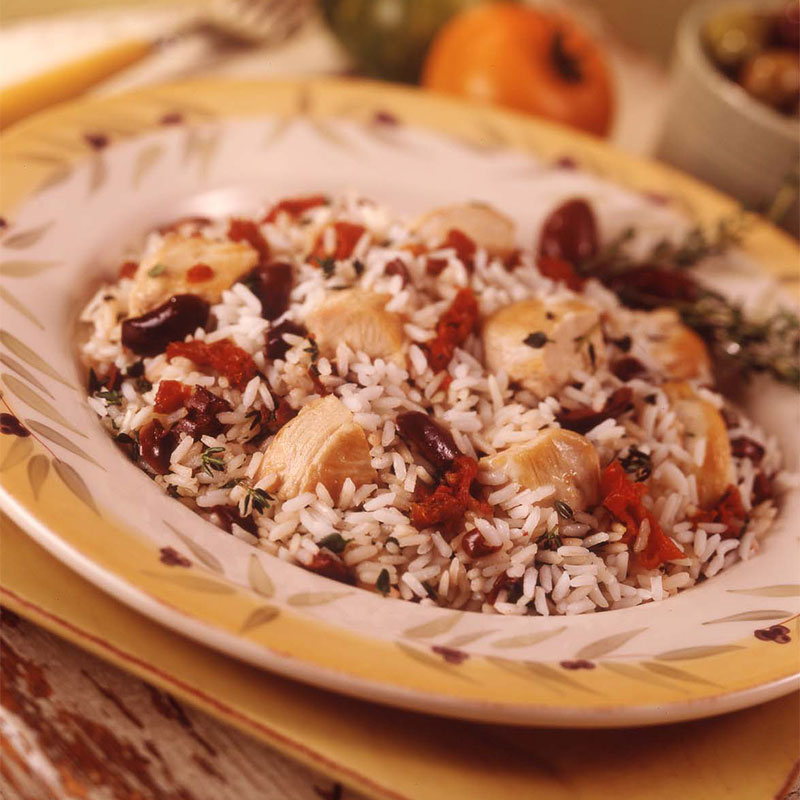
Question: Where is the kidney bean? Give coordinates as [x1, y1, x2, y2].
[538, 198, 599, 265]
[139, 420, 177, 474]
[396, 411, 461, 471]
[611, 356, 646, 381]
[557, 387, 634, 434]
[265, 319, 307, 361]
[208, 505, 258, 536]
[238, 262, 293, 320]
[731, 436, 765, 464]
[121, 294, 210, 356]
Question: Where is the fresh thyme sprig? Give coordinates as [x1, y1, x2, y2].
[243, 486, 273, 515]
[200, 446, 225, 477]
[578, 213, 799, 387]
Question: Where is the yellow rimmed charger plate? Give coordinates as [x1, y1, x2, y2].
[0, 78, 799, 727]
[3, 514, 798, 800]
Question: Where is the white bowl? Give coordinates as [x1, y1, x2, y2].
[657, 0, 799, 235]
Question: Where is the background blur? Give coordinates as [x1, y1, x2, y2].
[1, 0, 798, 230]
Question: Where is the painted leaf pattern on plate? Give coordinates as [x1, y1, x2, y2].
[2, 222, 52, 249]
[25, 420, 102, 467]
[655, 645, 744, 662]
[26, 454, 49, 500]
[166, 524, 224, 574]
[240, 605, 280, 633]
[728, 585, 800, 598]
[247, 554, 274, 598]
[402, 612, 463, 640]
[575, 627, 648, 660]
[287, 591, 351, 607]
[491, 627, 566, 650]
[53, 458, 98, 515]
[0, 436, 33, 471]
[0, 331, 73, 387]
[703, 609, 792, 625]
[642, 661, 720, 688]
[2, 373, 85, 436]
[0, 260, 58, 278]
[0, 291, 44, 330]
[141, 570, 236, 594]
[602, 662, 684, 693]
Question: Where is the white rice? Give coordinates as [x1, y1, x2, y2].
[78, 192, 786, 616]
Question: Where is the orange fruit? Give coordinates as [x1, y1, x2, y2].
[422, 2, 615, 136]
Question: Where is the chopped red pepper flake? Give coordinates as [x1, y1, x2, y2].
[263, 194, 327, 223]
[228, 218, 270, 264]
[443, 228, 476, 266]
[691, 484, 749, 539]
[186, 263, 214, 283]
[424, 288, 479, 372]
[307, 550, 355, 585]
[119, 260, 138, 279]
[409, 454, 489, 538]
[153, 380, 192, 413]
[425, 257, 449, 276]
[310, 221, 367, 262]
[536, 255, 585, 291]
[166, 338, 257, 390]
[601, 461, 684, 569]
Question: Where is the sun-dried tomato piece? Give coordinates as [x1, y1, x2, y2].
[153, 380, 192, 414]
[425, 256, 449, 276]
[486, 573, 520, 604]
[139, 420, 177, 474]
[262, 194, 327, 223]
[442, 228, 476, 269]
[691, 484, 749, 539]
[228, 218, 270, 264]
[263, 397, 297, 435]
[166, 338, 257, 390]
[557, 387, 633, 434]
[537, 255, 585, 291]
[307, 550, 355, 585]
[119, 260, 138, 279]
[88, 364, 123, 394]
[424, 287, 479, 372]
[171, 386, 231, 440]
[601, 461, 684, 569]
[310, 221, 366, 262]
[186, 263, 214, 283]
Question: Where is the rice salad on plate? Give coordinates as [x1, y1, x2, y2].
[79, 190, 787, 616]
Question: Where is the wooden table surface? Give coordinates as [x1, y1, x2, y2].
[0, 606, 362, 800]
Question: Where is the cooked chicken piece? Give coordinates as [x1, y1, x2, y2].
[413, 202, 516, 257]
[643, 309, 711, 381]
[481, 298, 605, 398]
[482, 428, 601, 511]
[255, 395, 376, 501]
[663, 382, 732, 508]
[128, 233, 258, 317]
[306, 288, 406, 364]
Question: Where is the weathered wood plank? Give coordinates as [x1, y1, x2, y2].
[0, 609, 357, 800]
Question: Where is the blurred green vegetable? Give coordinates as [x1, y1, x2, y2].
[320, 0, 482, 83]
